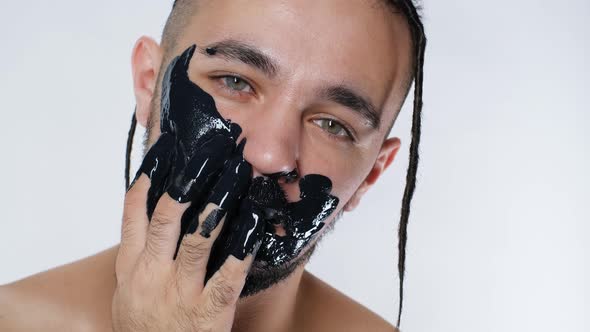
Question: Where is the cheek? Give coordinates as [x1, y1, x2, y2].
[298, 133, 373, 209]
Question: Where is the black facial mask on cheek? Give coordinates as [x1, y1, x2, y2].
[134, 44, 339, 281]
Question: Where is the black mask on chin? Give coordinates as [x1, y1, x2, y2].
[132, 44, 339, 296]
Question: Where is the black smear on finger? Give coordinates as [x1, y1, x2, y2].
[166, 134, 234, 203]
[199, 141, 253, 238]
[204, 140, 251, 210]
[129, 132, 175, 218]
[229, 199, 265, 260]
[206, 198, 265, 282]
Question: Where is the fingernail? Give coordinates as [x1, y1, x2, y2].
[167, 134, 234, 203]
[236, 138, 246, 154]
[198, 207, 225, 238]
[229, 122, 242, 141]
[185, 209, 215, 237]
[245, 240, 263, 275]
[251, 238, 262, 258]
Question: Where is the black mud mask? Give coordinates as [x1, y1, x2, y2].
[132, 45, 340, 287]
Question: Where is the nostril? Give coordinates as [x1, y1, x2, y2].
[251, 168, 266, 178]
[265, 169, 299, 184]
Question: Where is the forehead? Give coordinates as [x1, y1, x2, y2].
[175, 0, 412, 124]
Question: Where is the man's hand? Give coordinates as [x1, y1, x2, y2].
[112, 134, 258, 332]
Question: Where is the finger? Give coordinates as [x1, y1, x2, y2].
[129, 132, 176, 219]
[119, 133, 175, 270]
[176, 145, 252, 289]
[118, 173, 150, 280]
[166, 134, 234, 203]
[175, 203, 228, 292]
[224, 198, 266, 261]
[145, 134, 234, 262]
[202, 254, 257, 315]
[202, 198, 265, 308]
[196, 139, 250, 239]
[143, 193, 191, 263]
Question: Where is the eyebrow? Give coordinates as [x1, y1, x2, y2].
[201, 39, 381, 130]
[201, 39, 279, 79]
[319, 85, 381, 130]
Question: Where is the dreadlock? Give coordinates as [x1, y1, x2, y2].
[124, 0, 426, 328]
[388, 0, 426, 327]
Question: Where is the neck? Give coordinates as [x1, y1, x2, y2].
[232, 265, 306, 332]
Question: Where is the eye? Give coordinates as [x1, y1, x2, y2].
[312, 118, 355, 141]
[220, 75, 253, 93]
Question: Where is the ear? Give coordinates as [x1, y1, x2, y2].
[343, 137, 401, 212]
[131, 36, 163, 128]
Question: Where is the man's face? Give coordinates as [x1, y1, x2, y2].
[142, 0, 412, 294]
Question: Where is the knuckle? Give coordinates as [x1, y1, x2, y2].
[177, 305, 213, 332]
[121, 216, 141, 241]
[114, 282, 147, 314]
[151, 208, 177, 228]
[133, 254, 163, 290]
[144, 233, 166, 258]
[181, 235, 211, 260]
[114, 254, 131, 285]
[219, 259, 247, 280]
[173, 292, 215, 331]
[209, 276, 239, 309]
[164, 276, 182, 306]
[129, 273, 152, 297]
[136, 250, 153, 273]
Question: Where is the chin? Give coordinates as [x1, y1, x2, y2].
[239, 241, 318, 298]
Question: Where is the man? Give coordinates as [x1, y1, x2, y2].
[0, 0, 425, 331]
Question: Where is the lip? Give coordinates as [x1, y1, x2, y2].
[261, 206, 287, 224]
[247, 177, 288, 207]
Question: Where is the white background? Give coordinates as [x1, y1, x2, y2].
[0, 1, 588, 331]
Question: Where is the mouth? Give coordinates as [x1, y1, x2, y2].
[247, 176, 291, 237]
[247, 176, 288, 206]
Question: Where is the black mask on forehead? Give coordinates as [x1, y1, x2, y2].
[136, 44, 339, 296]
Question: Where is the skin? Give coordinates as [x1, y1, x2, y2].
[0, 0, 412, 331]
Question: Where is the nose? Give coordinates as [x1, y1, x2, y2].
[238, 100, 300, 179]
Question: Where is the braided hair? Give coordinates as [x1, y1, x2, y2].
[124, 0, 426, 328]
[388, 1, 426, 327]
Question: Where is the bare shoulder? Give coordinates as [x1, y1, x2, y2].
[296, 271, 398, 332]
[0, 246, 119, 332]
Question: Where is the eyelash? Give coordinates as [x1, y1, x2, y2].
[211, 74, 256, 98]
[312, 118, 357, 143]
[210, 74, 356, 143]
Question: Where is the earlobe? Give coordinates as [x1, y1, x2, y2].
[131, 36, 163, 128]
[344, 137, 401, 212]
